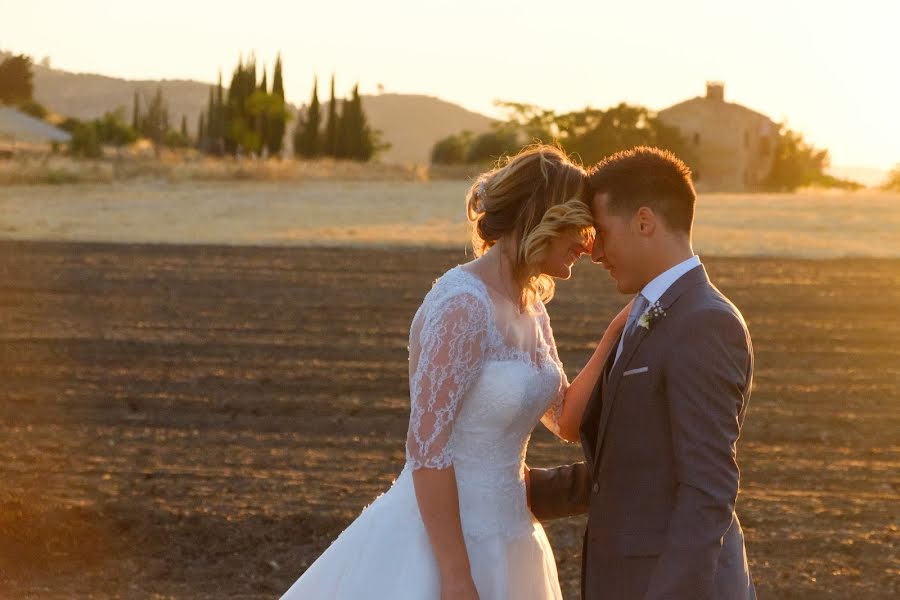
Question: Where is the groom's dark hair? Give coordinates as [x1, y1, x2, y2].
[585, 146, 696, 233]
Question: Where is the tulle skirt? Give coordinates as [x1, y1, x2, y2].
[280, 469, 562, 599]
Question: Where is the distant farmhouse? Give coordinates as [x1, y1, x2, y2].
[659, 83, 776, 191]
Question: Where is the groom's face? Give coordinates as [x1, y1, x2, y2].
[590, 192, 645, 294]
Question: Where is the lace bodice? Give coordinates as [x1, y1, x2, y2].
[403, 265, 569, 538]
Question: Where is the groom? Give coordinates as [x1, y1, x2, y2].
[528, 147, 756, 599]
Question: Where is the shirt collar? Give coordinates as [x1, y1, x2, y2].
[639, 255, 702, 304]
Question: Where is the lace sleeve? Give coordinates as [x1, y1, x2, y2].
[405, 291, 490, 470]
[537, 302, 569, 437]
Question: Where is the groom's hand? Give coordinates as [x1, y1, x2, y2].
[527, 463, 591, 520]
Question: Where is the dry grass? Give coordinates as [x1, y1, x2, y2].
[0, 155, 449, 185]
[1, 181, 898, 258]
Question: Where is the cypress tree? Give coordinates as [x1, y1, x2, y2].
[246, 55, 259, 154]
[132, 91, 140, 131]
[227, 54, 261, 155]
[205, 87, 215, 153]
[335, 96, 350, 159]
[271, 55, 284, 99]
[334, 84, 368, 160]
[258, 67, 269, 157]
[349, 83, 375, 160]
[197, 113, 205, 150]
[324, 74, 338, 156]
[268, 53, 287, 157]
[296, 76, 321, 158]
[142, 86, 169, 157]
[292, 115, 303, 157]
[349, 84, 363, 159]
[225, 58, 243, 155]
[214, 71, 224, 155]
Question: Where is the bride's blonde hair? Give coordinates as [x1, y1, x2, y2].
[466, 144, 594, 308]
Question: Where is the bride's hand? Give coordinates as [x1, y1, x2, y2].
[441, 577, 480, 600]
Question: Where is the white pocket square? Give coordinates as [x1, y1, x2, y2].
[623, 366, 649, 376]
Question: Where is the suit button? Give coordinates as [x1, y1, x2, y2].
[592, 483, 599, 494]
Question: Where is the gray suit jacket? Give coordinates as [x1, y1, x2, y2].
[530, 264, 755, 600]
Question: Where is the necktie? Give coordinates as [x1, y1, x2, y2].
[614, 293, 649, 365]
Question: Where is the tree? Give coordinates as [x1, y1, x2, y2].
[63, 110, 136, 157]
[17, 99, 47, 119]
[225, 54, 264, 156]
[331, 83, 381, 161]
[349, 83, 381, 160]
[197, 113, 205, 150]
[267, 54, 287, 157]
[96, 109, 137, 147]
[466, 130, 520, 164]
[882, 164, 900, 191]
[69, 123, 102, 158]
[431, 101, 692, 167]
[493, 100, 558, 141]
[196, 57, 289, 158]
[58, 117, 84, 134]
[0, 54, 34, 104]
[259, 70, 268, 94]
[257, 68, 269, 155]
[246, 86, 290, 156]
[180, 115, 189, 142]
[202, 81, 226, 155]
[132, 91, 140, 131]
[140, 86, 170, 156]
[336, 84, 361, 159]
[557, 103, 693, 166]
[294, 76, 322, 158]
[324, 74, 338, 156]
[335, 97, 350, 158]
[164, 128, 190, 148]
[431, 131, 474, 165]
[762, 124, 858, 191]
[212, 71, 225, 155]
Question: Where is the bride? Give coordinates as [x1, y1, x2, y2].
[281, 145, 629, 599]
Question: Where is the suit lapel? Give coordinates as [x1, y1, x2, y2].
[592, 324, 652, 467]
[591, 264, 710, 473]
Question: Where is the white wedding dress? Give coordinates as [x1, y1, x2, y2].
[281, 265, 569, 599]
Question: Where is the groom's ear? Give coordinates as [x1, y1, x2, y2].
[635, 206, 657, 236]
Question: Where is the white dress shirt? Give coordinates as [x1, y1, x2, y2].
[640, 254, 702, 305]
[613, 255, 702, 365]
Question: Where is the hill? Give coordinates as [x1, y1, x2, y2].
[27, 60, 494, 164]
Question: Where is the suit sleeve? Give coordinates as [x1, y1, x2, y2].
[644, 309, 752, 599]
[528, 462, 591, 521]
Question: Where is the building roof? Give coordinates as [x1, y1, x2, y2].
[0, 106, 72, 144]
[659, 95, 774, 124]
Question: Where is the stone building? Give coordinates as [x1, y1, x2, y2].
[658, 82, 776, 191]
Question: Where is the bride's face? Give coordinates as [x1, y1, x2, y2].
[539, 228, 591, 279]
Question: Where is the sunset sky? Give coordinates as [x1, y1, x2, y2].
[3, 0, 898, 170]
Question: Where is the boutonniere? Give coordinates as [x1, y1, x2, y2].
[637, 301, 666, 330]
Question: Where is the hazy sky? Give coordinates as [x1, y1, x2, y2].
[3, 0, 898, 169]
